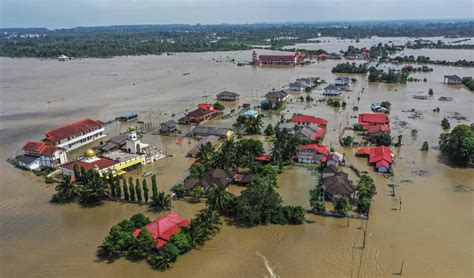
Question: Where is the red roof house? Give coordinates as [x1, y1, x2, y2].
[356, 146, 393, 173]
[255, 154, 272, 163]
[22, 141, 62, 156]
[60, 158, 117, 173]
[292, 114, 328, 126]
[44, 118, 104, 144]
[366, 124, 391, 135]
[358, 113, 389, 127]
[179, 104, 221, 124]
[133, 212, 190, 249]
[300, 144, 330, 155]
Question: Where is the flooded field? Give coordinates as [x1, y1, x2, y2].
[0, 49, 473, 277]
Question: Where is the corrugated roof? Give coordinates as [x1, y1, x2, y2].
[44, 118, 104, 142]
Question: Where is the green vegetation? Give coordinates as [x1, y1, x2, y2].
[233, 115, 264, 135]
[441, 118, 451, 130]
[171, 183, 186, 199]
[342, 136, 354, 147]
[368, 66, 409, 83]
[99, 209, 221, 271]
[333, 196, 351, 216]
[461, 77, 474, 91]
[332, 62, 368, 74]
[380, 101, 391, 110]
[355, 175, 377, 214]
[371, 133, 392, 146]
[439, 124, 474, 167]
[213, 102, 225, 111]
[421, 141, 429, 151]
[271, 128, 301, 169]
[389, 55, 474, 68]
[264, 124, 275, 136]
[3, 22, 472, 58]
[149, 192, 172, 212]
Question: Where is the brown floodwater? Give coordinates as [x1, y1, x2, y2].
[0, 47, 473, 277]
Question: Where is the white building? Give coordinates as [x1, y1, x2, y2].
[58, 55, 70, 61]
[323, 84, 343, 96]
[16, 141, 68, 170]
[43, 118, 106, 152]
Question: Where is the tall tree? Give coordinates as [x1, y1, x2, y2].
[206, 185, 236, 215]
[143, 179, 149, 203]
[135, 178, 142, 203]
[123, 179, 129, 201]
[109, 172, 116, 199]
[129, 177, 136, 202]
[151, 175, 158, 199]
[115, 177, 122, 199]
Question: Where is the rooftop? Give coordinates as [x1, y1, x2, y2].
[44, 118, 104, 143]
[292, 114, 328, 126]
[22, 141, 60, 156]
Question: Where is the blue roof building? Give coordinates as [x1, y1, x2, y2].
[243, 109, 259, 117]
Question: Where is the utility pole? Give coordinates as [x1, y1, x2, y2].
[399, 260, 404, 275]
[362, 231, 366, 249]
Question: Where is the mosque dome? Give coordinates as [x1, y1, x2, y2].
[84, 149, 96, 158]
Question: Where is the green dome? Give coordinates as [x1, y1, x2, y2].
[128, 126, 136, 132]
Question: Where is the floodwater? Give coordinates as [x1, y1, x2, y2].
[1, 47, 473, 277]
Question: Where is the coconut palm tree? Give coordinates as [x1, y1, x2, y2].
[206, 185, 235, 215]
[149, 192, 172, 212]
[78, 173, 110, 204]
[53, 175, 79, 202]
[197, 142, 215, 169]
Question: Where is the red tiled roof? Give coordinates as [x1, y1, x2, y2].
[375, 160, 390, 169]
[369, 146, 393, 164]
[233, 173, 244, 181]
[366, 124, 390, 134]
[44, 118, 104, 142]
[185, 108, 215, 119]
[259, 55, 296, 62]
[357, 146, 393, 166]
[292, 114, 328, 126]
[358, 114, 389, 126]
[198, 103, 214, 111]
[22, 141, 60, 156]
[60, 158, 116, 172]
[255, 154, 272, 162]
[300, 144, 329, 155]
[310, 128, 326, 140]
[133, 212, 190, 249]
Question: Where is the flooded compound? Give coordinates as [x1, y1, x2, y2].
[0, 44, 473, 277]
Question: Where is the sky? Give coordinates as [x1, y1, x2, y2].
[1, 0, 473, 28]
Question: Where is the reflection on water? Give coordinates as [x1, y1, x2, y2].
[0, 50, 473, 277]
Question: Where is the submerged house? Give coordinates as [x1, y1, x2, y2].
[133, 212, 190, 249]
[326, 152, 344, 168]
[292, 114, 328, 127]
[242, 109, 259, 118]
[160, 120, 178, 134]
[278, 122, 296, 135]
[335, 77, 350, 86]
[443, 75, 462, 85]
[97, 133, 130, 153]
[16, 141, 68, 170]
[42, 118, 106, 152]
[216, 91, 240, 101]
[59, 149, 118, 177]
[187, 126, 234, 139]
[356, 146, 394, 173]
[323, 84, 343, 96]
[289, 81, 307, 92]
[179, 104, 222, 125]
[254, 52, 306, 66]
[265, 89, 290, 102]
[321, 171, 355, 200]
[296, 124, 326, 142]
[187, 135, 219, 157]
[296, 144, 329, 164]
[357, 113, 390, 130]
[184, 168, 235, 192]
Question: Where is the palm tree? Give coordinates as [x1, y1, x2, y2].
[213, 139, 235, 170]
[197, 142, 215, 168]
[148, 252, 172, 271]
[53, 175, 79, 202]
[149, 192, 172, 212]
[78, 173, 110, 204]
[206, 185, 235, 215]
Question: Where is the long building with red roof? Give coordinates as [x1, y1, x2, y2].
[133, 212, 190, 249]
[178, 103, 222, 124]
[43, 118, 105, 151]
[292, 114, 328, 127]
[296, 144, 329, 164]
[356, 146, 393, 173]
[358, 113, 390, 128]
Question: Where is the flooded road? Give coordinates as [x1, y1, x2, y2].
[0, 47, 473, 277]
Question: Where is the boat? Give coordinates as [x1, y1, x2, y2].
[143, 172, 152, 177]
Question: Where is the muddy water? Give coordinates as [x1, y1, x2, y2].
[0, 49, 473, 277]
